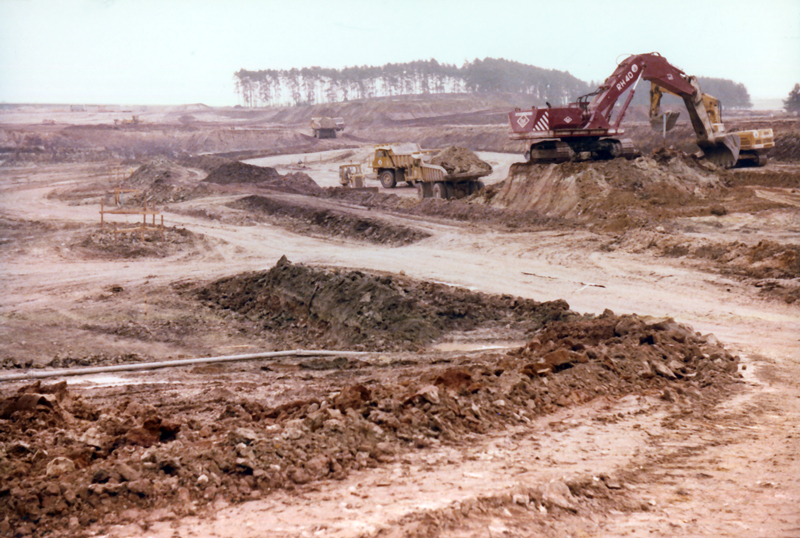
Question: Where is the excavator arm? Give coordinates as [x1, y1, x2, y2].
[583, 53, 739, 167]
[647, 76, 741, 167]
[650, 84, 724, 135]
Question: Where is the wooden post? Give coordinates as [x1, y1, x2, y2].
[100, 200, 104, 228]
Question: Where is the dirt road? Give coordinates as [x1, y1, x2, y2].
[1, 155, 799, 537]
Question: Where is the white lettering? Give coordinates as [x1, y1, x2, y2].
[615, 70, 636, 92]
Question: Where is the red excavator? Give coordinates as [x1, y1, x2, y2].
[508, 52, 771, 168]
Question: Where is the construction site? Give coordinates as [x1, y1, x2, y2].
[1, 62, 800, 537]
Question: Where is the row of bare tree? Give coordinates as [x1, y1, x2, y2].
[233, 58, 591, 107]
[233, 58, 753, 109]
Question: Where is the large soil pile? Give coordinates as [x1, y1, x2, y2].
[73, 226, 205, 260]
[481, 151, 726, 229]
[429, 146, 492, 178]
[121, 157, 211, 205]
[202, 161, 281, 185]
[0, 307, 743, 536]
[194, 256, 571, 351]
[203, 162, 323, 195]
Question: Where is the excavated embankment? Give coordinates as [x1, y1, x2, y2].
[0, 259, 744, 537]
[193, 256, 570, 351]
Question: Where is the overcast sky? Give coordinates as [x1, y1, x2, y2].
[1, 0, 798, 106]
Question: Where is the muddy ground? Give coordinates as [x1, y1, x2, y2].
[1, 97, 799, 537]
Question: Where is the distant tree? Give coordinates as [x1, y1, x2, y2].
[696, 77, 752, 108]
[233, 58, 590, 107]
[784, 84, 800, 113]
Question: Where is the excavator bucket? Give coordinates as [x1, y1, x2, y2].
[649, 111, 680, 132]
[699, 133, 741, 169]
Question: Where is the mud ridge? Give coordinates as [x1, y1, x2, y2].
[229, 195, 431, 247]
[194, 256, 570, 351]
[73, 226, 206, 259]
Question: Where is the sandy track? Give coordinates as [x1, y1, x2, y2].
[1, 160, 799, 537]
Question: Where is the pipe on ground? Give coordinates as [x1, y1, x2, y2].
[0, 350, 369, 383]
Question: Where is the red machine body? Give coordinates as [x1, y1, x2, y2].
[510, 53, 695, 140]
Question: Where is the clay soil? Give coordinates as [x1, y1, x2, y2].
[1, 97, 799, 538]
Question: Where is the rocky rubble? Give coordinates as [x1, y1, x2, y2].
[0, 305, 743, 537]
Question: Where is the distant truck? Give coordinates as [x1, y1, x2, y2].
[113, 115, 140, 127]
[310, 117, 344, 139]
[370, 143, 489, 200]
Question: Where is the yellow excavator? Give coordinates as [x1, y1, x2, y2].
[650, 83, 773, 166]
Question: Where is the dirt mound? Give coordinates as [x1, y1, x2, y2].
[429, 146, 492, 178]
[178, 154, 234, 173]
[728, 168, 800, 188]
[125, 157, 185, 187]
[119, 157, 209, 205]
[659, 238, 800, 304]
[203, 161, 282, 185]
[276, 172, 324, 195]
[768, 132, 800, 162]
[512, 310, 740, 388]
[204, 162, 323, 195]
[481, 151, 725, 228]
[194, 256, 571, 351]
[230, 195, 429, 246]
[73, 226, 207, 259]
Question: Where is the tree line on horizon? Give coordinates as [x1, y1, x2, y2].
[233, 58, 752, 109]
[233, 58, 590, 107]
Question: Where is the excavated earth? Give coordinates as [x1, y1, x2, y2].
[193, 257, 570, 351]
[0, 301, 743, 536]
[1, 99, 799, 538]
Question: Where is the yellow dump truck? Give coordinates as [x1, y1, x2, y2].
[371, 143, 488, 199]
[310, 117, 344, 139]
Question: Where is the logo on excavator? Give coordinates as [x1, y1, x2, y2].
[617, 65, 638, 91]
[516, 112, 531, 128]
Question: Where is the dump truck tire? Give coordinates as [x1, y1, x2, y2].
[469, 180, 485, 194]
[379, 170, 396, 189]
[432, 182, 447, 199]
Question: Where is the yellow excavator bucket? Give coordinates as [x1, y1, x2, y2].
[650, 110, 680, 132]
